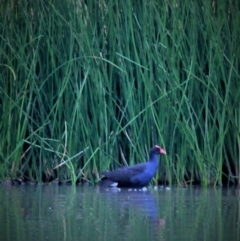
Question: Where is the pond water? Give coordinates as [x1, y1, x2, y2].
[0, 184, 239, 241]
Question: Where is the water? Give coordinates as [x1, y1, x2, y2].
[0, 184, 239, 241]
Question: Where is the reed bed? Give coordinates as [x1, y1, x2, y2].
[0, 0, 239, 186]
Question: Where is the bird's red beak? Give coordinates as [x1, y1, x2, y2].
[155, 145, 167, 155]
[160, 148, 166, 155]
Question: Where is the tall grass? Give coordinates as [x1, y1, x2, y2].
[0, 0, 239, 186]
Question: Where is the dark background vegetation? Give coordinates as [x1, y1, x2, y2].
[0, 0, 239, 186]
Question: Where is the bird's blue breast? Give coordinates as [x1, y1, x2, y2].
[130, 160, 159, 187]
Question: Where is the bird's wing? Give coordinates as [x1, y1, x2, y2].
[101, 163, 147, 183]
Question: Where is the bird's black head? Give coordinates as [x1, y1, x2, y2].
[150, 145, 167, 156]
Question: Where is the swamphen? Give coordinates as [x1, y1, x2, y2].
[100, 145, 166, 188]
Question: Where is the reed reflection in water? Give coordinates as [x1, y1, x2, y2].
[0, 185, 239, 241]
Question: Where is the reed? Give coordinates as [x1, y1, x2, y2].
[0, 0, 239, 186]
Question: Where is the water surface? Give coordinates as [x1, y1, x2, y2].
[0, 185, 239, 241]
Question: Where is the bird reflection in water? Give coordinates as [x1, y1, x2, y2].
[97, 187, 166, 238]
